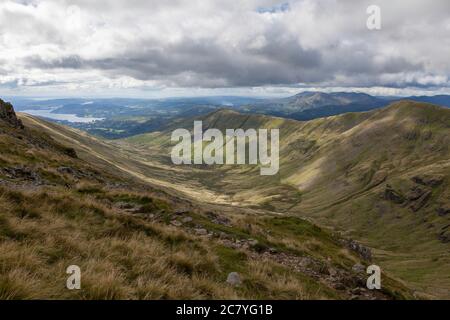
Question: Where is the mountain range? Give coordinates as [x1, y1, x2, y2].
[10, 92, 450, 139]
[1, 96, 449, 299]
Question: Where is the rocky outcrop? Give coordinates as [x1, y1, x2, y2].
[0, 99, 24, 129]
[341, 239, 372, 261]
[437, 204, 450, 217]
[384, 184, 404, 204]
[412, 175, 444, 187]
[2, 166, 43, 184]
[438, 225, 450, 243]
[409, 190, 432, 212]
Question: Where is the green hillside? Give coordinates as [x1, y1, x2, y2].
[13, 100, 449, 298]
[0, 100, 413, 299]
[119, 101, 450, 298]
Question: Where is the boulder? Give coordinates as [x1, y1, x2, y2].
[226, 272, 242, 286]
[181, 216, 193, 223]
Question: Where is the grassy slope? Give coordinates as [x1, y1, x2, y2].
[0, 112, 412, 299]
[113, 101, 450, 298]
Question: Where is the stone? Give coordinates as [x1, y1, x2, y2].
[194, 228, 208, 236]
[170, 220, 182, 227]
[342, 239, 372, 261]
[63, 147, 78, 158]
[328, 268, 338, 277]
[181, 216, 193, 223]
[226, 272, 242, 287]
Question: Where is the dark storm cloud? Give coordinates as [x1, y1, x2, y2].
[25, 55, 83, 69]
[24, 34, 325, 87]
[1, 0, 449, 93]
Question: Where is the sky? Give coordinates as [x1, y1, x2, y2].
[0, 0, 449, 98]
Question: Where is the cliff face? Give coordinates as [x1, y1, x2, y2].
[0, 98, 24, 129]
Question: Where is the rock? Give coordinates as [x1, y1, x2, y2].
[438, 230, 450, 243]
[412, 175, 444, 187]
[218, 231, 230, 240]
[170, 220, 182, 227]
[438, 225, 450, 243]
[384, 184, 404, 204]
[226, 272, 242, 287]
[2, 166, 42, 184]
[206, 211, 231, 226]
[352, 264, 365, 274]
[351, 287, 365, 295]
[437, 205, 450, 216]
[410, 191, 432, 212]
[181, 216, 193, 223]
[328, 268, 338, 277]
[342, 239, 372, 261]
[57, 166, 76, 175]
[194, 228, 208, 236]
[248, 239, 258, 246]
[63, 147, 78, 158]
[0, 99, 24, 129]
[406, 186, 426, 201]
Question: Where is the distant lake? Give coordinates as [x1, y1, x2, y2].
[21, 109, 104, 123]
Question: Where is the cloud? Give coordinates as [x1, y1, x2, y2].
[0, 0, 449, 96]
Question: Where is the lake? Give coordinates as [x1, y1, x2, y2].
[21, 109, 104, 123]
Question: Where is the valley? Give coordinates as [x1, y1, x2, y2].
[1, 97, 448, 299]
[0, 98, 416, 300]
[15, 99, 450, 299]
